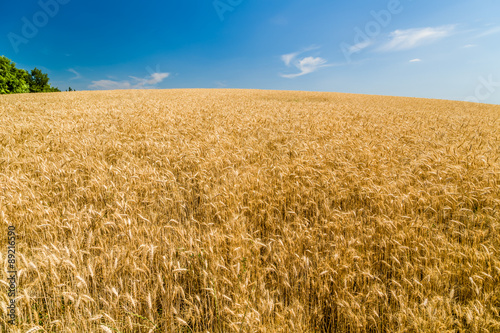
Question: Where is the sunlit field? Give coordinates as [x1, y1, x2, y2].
[1, 89, 499, 332]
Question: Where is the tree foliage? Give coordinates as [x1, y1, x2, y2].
[0, 56, 29, 94]
[0, 56, 60, 94]
[27, 67, 60, 93]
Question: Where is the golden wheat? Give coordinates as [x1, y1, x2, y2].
[0, 89, 499, 332]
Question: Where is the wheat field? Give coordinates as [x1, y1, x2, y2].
[0, 89, 499, 332]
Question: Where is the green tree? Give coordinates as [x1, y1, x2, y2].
[27, 67, 60, 93]
[0, 56, 30, 94]
[0, 56, 60, 94]
[27, 67, 49, 93]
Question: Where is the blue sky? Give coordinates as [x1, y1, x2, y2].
[1, 0, 499, 104]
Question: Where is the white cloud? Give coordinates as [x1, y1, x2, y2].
[89, 72, 170, 90]
[68, 68, 81, 80]
[129, 72, 170, 88]
[89, 80, 132, 90]
[348, 40, 373, 54]
[214, 80, 227, 88]
[409, 58, 421, 63]
[280, 46, 331, 78]
[281, 52, 299, 67]
[475, 26, 500, 38]
[281, 57, 329, 78]
[149, 72, 169, 84]
[281, 45, 321, 67]
[463, 44, 477, 48]
[379, 25, 455, 51]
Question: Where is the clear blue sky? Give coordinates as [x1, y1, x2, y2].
[1, 0, 499, 104]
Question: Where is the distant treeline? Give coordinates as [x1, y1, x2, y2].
[0, 55, 60, 94]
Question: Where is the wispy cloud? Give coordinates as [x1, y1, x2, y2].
[129, 72, 170, 88]
[348, 40, 373, 54]
[463, 44, 477, 48]
[281, 45, 321, 65]
[68, 68, 81, 80]
[379, 25, 455, 51]
[89, 80, 132, 90]
[281, 57, 329, 78]
[409, 58, 421, 63]
[280, 46, 331, 78]
[89, 72, 170, 90]
[214, 80, 227, 88]
[281, 52, 300, 67]
[475, 26, 500, 38]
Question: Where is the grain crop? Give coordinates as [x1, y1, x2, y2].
[0, 89, 499, 332]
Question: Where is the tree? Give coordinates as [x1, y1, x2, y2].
[0, 56, 30, 94]
[0, 56, 60, 94]
[27, 68, 49, 93]
[27, 67, 59, 93]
